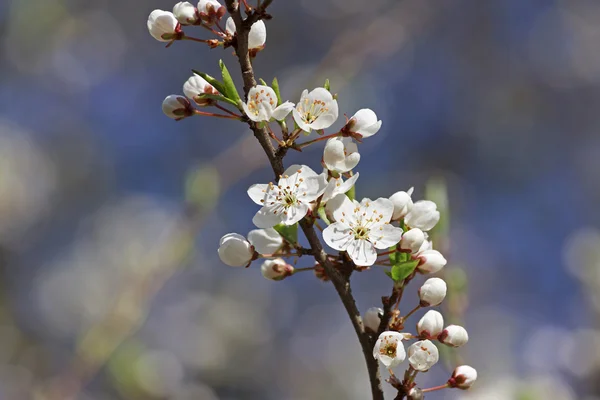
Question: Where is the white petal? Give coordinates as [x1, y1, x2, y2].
[247, 183, 270, 205]
[369, 223, 403, 249]
[346, 238, 377, 266]
[247, 228, 283, 254]
[225, 17, 235, 34]
[310, 107, 338, 130]
[248, 19, 267, 49]
[331, 195, 357, 224]
[252, 207, 281, 228]
[340, 152, 360, 172]
[292, 107, 312, 132]
[363, 197, 395, 225]
[279, 203, 308, 225]
[271, 101, 294, 121]
[322, 223, 354, 251]
[308, 87, 334, 103]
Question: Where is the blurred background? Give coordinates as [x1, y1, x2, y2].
[0, 0, 599, 398]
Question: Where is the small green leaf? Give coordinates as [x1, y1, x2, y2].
[390, 260, 419, 282]
[384, 269, 393, 280]
[274, 223, 298, 245]
[259, 78, 268, 86]
[218, 59, 241, 103]
[317, 206, 331, 225]
[196, 93, 240, 107]
[191, 70, 227, 96]
[271, 77, 282, 106]
[389, 246, 408, 265]
[324, 79, 331, 91]
[345, 183, 356, 201]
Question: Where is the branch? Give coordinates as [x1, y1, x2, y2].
[223, 1, 383, 398]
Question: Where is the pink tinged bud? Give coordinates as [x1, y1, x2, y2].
[173, 2, 198, 25]
[438, 325, 469, 347]
[183, 75, 219, 106]
[344, 108, 382, 138]
[404, 200, 440, 231]
[218, 233, 254, 267]
[162, 95, 194, 120]
[198, 0, 225, 24]
[416, 249, 447, 274]
[147, 10, 179, 42]
[416, 310, 444, 339]
[260, 258, 294, 280]
[400, 228, 425, 253]
[389, 187, 414, 220]
[373, 331, 406, 368]
[407, 340, 439, 372]
[418, 277, 447, 306]
[449, 365, 477, 389]
[363, 307, 383, 333]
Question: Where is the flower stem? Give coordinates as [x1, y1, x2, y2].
[287, 128, 303, 143]
[214, 104, 241, 117]
[297, 131, 342, 149]
[267, 125, 285, 146]
[193, 110, 241, 120]
[377, 249, 398, 257]
[293, 266, 316, 273]
[421, 383, 449, 393]
[182, 35, 211, 44]
[401, 305, 421, 322]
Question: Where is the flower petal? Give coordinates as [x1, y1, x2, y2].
[331, 195, 357, 224]
[346, 238, 377, 266]
[271, 101, 294, 121]
[369, 223, 403, 249]
[252, 207, 281, 228]
[279, 203, 308, 225]
[247, 183, 270, 205]
[322, 223, 354, 251]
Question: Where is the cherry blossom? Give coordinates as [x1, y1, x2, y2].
[407, 340, 439, 371]
[241, 85, 294, 122]
[323, 137, 360, 173]
[293, 88, 338, 132]
[373, 331, 407, 368]
[342, 108, 382, 139]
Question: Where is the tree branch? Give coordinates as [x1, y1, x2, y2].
[223, 1, 383, 398]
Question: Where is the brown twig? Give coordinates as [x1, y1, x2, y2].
[223, 1, 383, 398]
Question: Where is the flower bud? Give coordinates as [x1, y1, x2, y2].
[247, 227, 284, 255]
[343, 109, 382, 138]
[162, 95, 194, 120]
[363, 307, 383, 333]
[448, 365, 477, 389]
[173, 2, 198, 25]
[400, 228, 425, 253]
[418, 277, 447, 307]
[373, 331, 406, 368]
[389, 188, 414, 220]
[226, 18, 266, 51]
[416, 249, 447, 274]
[197, 0, 226, 25]
[438, 325, 469, 347]
[183, 75, 220, 106]
[261, 258, 294, 280]
[416, 310, 444, 338]
[218, 233, 254, 267]
[404, 200, 440, 231]
[407, 340, 439, 371]
[323, 137, 360, 173]
[407, 387, 424, 400]
[147, 10, 180, 42]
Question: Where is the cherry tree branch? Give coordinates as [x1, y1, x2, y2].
[223, 1, 383, 398]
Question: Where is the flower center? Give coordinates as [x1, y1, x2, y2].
[281, 190, 297, 207]
[297, 98, 328, 124]
[381, 343, 397, 357]
[247, 90, 275, 116]
[353, 226, 369, 240]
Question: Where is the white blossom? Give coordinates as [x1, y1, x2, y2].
[261, 258, 294, 280]
[293, 88, 339, 132]
[416, 310, 444, 338]
[389, 187, 414, 220]
[218, 233, 254, 266]
[418, 277, 447, 306]
[322, 196, 402, 266]
[247, 227, 284, 255]
[449, 365, 477, 389]
[147, 10, 179, 42]
[183, 75, 220, 106]
[343, 108, 382, 138]
[197, 0, 225, 24]
[241, 85, 294, 122]
[322, 173, 359, 204]
[416, 249, 447, 274]
[248, 164, 327, 228]
[439, 325, 469, 347]
[373, 331, 406, 368]
[226, 18, 267, 50]
[407, 340, 439, 371]
[364, 307, 383, 333]
[173, 2, 198, 25]
[323, 137, 360, 173]
[162, 95, 193, 120]
[399, 228, 425, 254]
[404, 200, 440, 231]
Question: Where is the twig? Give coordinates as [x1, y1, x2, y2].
[223, 1, 383, 398]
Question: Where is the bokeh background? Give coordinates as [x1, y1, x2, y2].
[1, 0, 599, 398]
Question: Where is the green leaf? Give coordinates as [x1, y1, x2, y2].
[271, 77, 282, 106]
[389, 246, 408, 265]
[317, 206, 331, 225]
[274, 223, 298, 245]
[391, 260, 419, 282]
[196, 93, 240, 107]
[218, 60, 241, 103]
[345, 183, 355, 201]
[258, 78, 268, 86]
[191, 69, 227, 96]
[384, 269, 393, 280]
[324, 78, 331, 91]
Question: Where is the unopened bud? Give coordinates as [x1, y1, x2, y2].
[162, 95, 194, 120]
[407, 387, 424, 400]
[261, 258, 294, 280]
[363, 307, 383, 333]
[389, 188, 413, 220]
[416, 249, 447, 274]
[218, 233, 254, 267]
[173, 2, 198, 25]
[448, 365, 477, 389]
[438, 325, 469, 347]
[418, 277, 447, 306]
[416, 310, 444, 338]
[405, 200, 440, 231]
[400, 228, 425, 253]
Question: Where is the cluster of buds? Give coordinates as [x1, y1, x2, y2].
[149, 1, 476, 397]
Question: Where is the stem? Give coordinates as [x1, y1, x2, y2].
[297, 131, 342, 149]
[223, 2, 383, 398]
[401, 305, 421, 322]
[194, 110, 241, 120]
[377, 249, 398, 257]
[214, 104, 241, 117]
[267, 125, 285, 146]
[422, 383, 449, 393]
[182, 35, 211, 43]
[293, 266, 316, 273]
[287, 128, 303, 143]
[378, 284, 403, 335]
